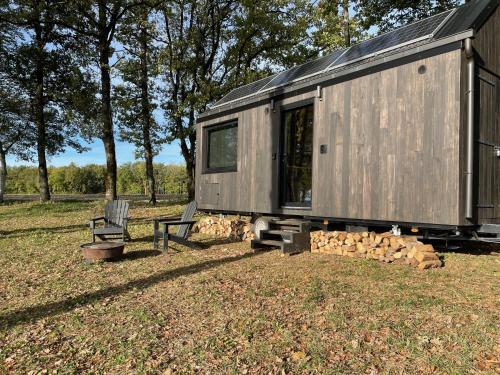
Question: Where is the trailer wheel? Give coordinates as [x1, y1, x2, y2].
[252, 216, 278, 240]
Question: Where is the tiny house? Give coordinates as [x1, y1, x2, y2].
[195, 0, 500, 237]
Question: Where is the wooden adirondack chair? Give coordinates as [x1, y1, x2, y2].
[153, 201, 198, 251]
[90, 200, 131, 242]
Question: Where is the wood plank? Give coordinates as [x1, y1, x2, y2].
[340, 82, 351, 217]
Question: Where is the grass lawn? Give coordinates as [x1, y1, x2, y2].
[0, 201, 499, 374]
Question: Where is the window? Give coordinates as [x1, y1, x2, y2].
[204, 121, 238, 173]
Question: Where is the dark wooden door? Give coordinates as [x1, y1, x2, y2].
[477, 67, 500, 224]
[280, 104, 314, 208]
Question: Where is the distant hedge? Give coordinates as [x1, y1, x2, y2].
[6, 162, 188, 195]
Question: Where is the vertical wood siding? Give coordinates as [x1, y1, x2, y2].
[313, 50, 461, 225]
[196, 49, 463, 226]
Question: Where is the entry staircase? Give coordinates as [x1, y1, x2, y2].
[251, 218, 311, 255]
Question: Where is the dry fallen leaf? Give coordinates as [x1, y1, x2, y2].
[290, 351, 307, 362]
[469, 314, 479, 322]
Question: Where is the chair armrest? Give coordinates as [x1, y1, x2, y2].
[161, 220, 197, 226]
[153, 216, 182, 223]
[89, 216, 105, 229]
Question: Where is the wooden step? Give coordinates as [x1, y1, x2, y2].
[253, 220, 311, 254]
[255, 239, 282, 246]
[270, 225, 301, 232]
[264, 230, 296, 236]
[260, 231, 294, 244]
[272, 220, 305, 226]
[251, 240, 282, 251]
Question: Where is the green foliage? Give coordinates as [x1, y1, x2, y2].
[49, 164, 106, 194]
[5, 163, 187, 195]
[117, 163, 146, 194]
[5, 166, 39, 194]
[0, 7, 33, 181]
[117, 163, 188, 195]
[355, 0, 463, 33]
[0, 0, 97, 156]
[311, 1, 365, 51]
[0, 85, 34, 163]
[114, 5, 164, 156]
[156, 164, 188, 195]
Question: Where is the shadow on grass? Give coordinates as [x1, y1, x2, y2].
[425, 239, 500, 255]
[196, 237, 245, 247]
[0, 251, 262, 331]
[120, 249, 162, 260]
[128, 234, 155, 243]
[130, 234, 243, 252]
[163, 237, 245, 253]
[0, 223, 88, 238]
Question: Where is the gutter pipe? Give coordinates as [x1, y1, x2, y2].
[465, 37, 475, 221]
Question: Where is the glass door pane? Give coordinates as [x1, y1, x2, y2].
[281, 104, 314, 207]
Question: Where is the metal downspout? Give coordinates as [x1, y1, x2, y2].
[465, 38, 475, 221]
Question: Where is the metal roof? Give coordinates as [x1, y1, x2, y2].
[435, 0, 499, 39]
[201, 0, 498, 118]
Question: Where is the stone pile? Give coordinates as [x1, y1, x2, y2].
[310, 230, 442, 269]
[192, 216, 254, 241]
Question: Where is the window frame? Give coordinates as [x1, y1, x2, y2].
[202, 120, 239, 174]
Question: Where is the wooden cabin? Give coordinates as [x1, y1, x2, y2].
[195, 0, 500, 237]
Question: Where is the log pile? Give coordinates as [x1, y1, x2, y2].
[310, 230, 442, 269]
[192, 216, 442, 269]
[192, 216, 254, 242]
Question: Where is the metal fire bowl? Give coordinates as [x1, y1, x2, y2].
[80, 241, 125, 262]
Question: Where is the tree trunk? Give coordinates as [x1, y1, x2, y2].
[343, 0, 351, 47]
[99, 2, 117, 201]
[139, 17, 156, 205]
[0, 147, 6, 203]
[179, 129, 196, 201]
[34, 1, 50, 202]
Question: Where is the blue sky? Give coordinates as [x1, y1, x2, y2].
[7, 138, 185, 167]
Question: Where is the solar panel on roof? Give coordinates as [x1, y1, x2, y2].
[260, 49, 347, 91]
[212, 8, 459, 109]
[331, 10, 453, 68]
[214, 74, 277, 106]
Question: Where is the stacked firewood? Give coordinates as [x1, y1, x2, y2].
[192, 216, 255, 241]
[310, 230, 442, 269]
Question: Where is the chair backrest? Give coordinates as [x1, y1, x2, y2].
[176, 200, 197, 238]
[105, 200, 129, 227]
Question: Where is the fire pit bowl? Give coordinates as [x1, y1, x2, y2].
[80, 241, 125, 262]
